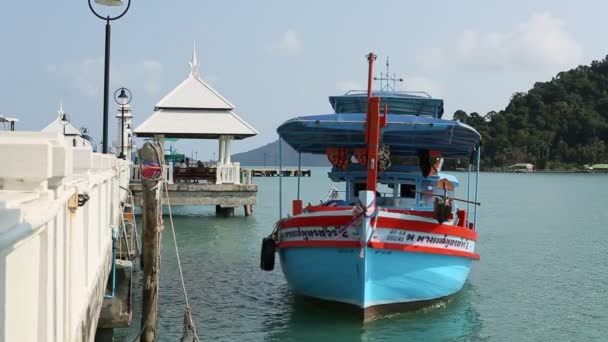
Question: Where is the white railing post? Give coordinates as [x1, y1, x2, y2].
[129, 165, 141, 183]
[234, 162, 240, 184]
[165, 165, 174, 184]
[214, 163, 240, 184]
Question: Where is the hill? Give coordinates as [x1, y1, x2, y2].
[453, 56, 608, 170]
[232, 140, 329, 167]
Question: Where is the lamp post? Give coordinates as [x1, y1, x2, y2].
[89, 0, 131, 154]
[60, 112, 70, 136]
[114, 87, 132, 159]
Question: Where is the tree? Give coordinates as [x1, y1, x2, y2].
[454, 55, 608, 169]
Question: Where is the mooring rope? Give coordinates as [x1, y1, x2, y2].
[163, 178, 201, 342]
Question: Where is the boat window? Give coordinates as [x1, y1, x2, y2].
[400, 184, 416, 198]
[353, 183, 366, 198]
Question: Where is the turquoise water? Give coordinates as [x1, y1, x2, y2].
[117, 170, 608, 341]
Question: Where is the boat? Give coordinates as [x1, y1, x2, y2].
[260, 54, 482, 320]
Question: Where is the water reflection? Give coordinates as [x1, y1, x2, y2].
[264, 282, 483, 342]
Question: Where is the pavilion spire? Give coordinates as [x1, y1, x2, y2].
[57, 101, 65, 118]
[189, 41, 200, 79]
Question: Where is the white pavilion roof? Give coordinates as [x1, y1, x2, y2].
[42, 103, 81, 136]
[135, 45, 257, 140]
[155, 76, 234, 110]
[134, 109, 257, 139]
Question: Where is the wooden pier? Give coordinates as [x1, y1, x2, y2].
[247, 168, 312, 177]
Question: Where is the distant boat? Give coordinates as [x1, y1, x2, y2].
[261, 54, 482, 320]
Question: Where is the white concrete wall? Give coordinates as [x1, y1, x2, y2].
[0, 131, 130, 342]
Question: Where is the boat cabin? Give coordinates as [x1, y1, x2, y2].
[277, 89, 481, 228]
[330, 167, 458, 211]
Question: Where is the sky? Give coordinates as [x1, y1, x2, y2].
[1, 0, 607, 159]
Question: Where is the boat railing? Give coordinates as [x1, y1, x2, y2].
[343, 90, 433, 98]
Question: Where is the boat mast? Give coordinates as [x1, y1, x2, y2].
[365, 53, 381, 192]
[373, 57, 404, 91]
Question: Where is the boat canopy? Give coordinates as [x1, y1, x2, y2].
[277, 113, 481, 159]
[329, 91, 444, 118]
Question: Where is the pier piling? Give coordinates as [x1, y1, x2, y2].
[139, 142, 164, 342]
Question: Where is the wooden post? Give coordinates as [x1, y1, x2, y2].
[138, 142, 165, 342]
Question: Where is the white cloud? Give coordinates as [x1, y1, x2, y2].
[456, 12, 582, 71]
[270, 29, 302, 56]
[47, 58, 163, 97]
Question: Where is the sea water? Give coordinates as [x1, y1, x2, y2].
[116, 169, 608, 341]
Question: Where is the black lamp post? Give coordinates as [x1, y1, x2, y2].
[114, 87, 132, 159]
[89, 0, 131, 154]
[60, 112, 70, 136]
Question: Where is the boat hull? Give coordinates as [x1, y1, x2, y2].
[279, 246, 471, 319]
[276, 209, 477, 319]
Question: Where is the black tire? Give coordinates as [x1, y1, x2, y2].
[260, 237, 276, 271]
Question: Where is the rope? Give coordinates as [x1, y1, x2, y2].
[163, 175, 201, 342]
[337, 197, 378, 237]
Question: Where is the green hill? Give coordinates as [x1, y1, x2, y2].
[453, 56, 608, 170]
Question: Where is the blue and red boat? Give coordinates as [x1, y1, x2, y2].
[261, 54, 482, 320]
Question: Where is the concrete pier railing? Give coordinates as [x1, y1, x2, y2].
[0, 132, 130, 342]
[216, 162, 240, 184]
[130, 164, 174, 184]
[130, 162, 242, 185]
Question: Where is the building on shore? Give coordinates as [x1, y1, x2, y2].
[508, 163, 535, 173]
[590, 164, 608, 173]
[42, 102, 92, 148]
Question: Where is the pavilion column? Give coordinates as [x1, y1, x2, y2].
[225, 136, 232, 164]
[218, 136, 225, 165]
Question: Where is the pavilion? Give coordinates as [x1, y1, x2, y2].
[42, 102, 92, 148]
[131, 46, 258, 216]
[134, 46, 257, 184]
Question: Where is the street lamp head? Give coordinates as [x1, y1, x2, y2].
[114, 87, 132, 105]
[117, 88, 129, 105]
[95, 0, 124, 7]
[89, 0, 131, 21]
[60, 113, 70, 124]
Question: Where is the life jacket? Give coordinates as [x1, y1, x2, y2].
[353, 147, 368, 166]
[326, 147, 349, 169]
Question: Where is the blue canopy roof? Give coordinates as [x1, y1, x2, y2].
[329, 91, 444, 118]
[277, 113, 481, 158]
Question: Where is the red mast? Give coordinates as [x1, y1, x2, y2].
[365, 53, 381, 192]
